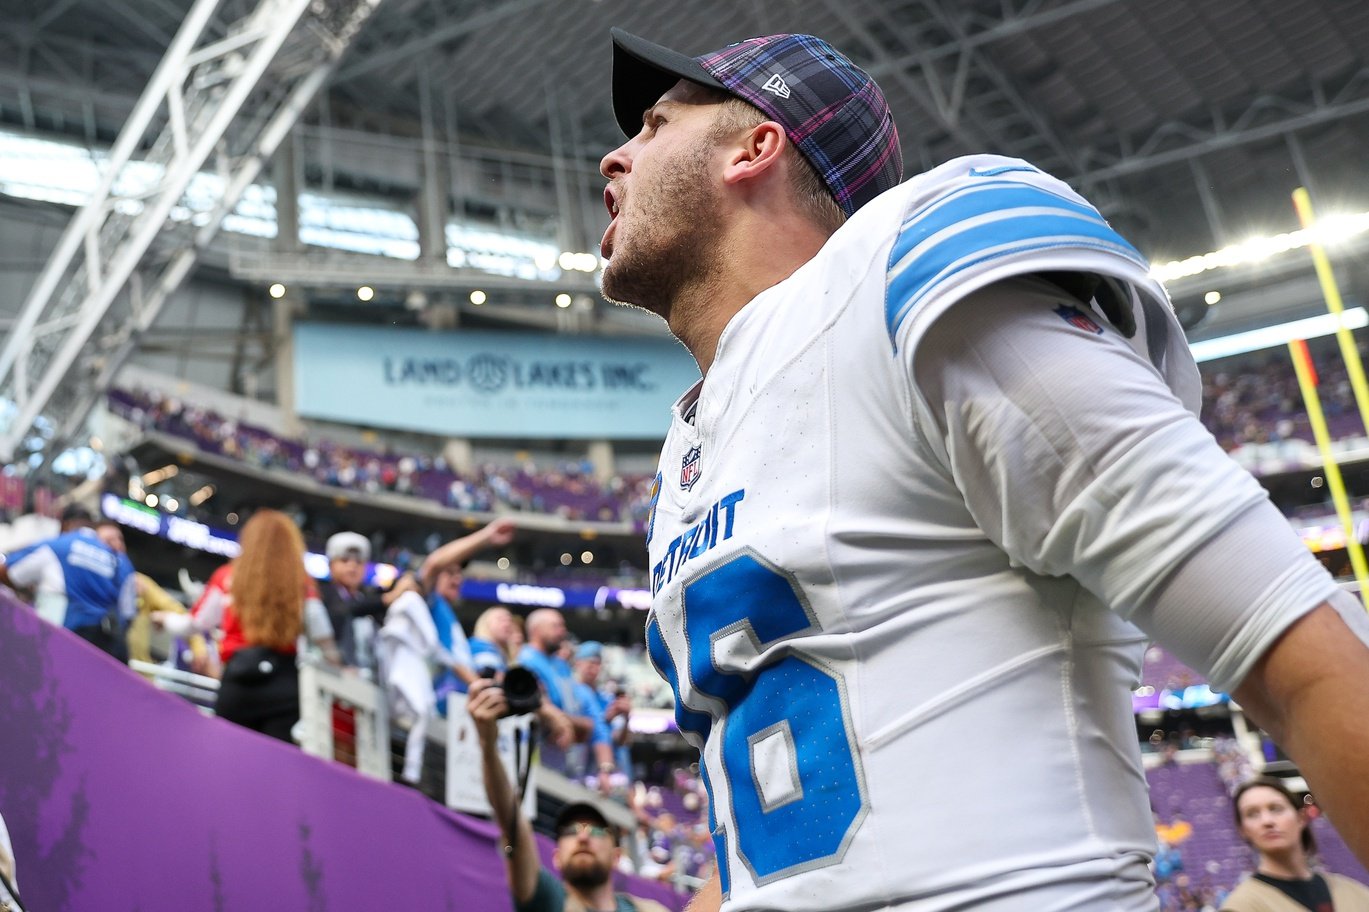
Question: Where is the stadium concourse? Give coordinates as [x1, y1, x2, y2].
[3, 0, 1369, 910]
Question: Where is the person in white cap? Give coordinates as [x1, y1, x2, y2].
[318, 530, 400, 673]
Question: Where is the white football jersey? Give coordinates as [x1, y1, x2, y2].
[642, 156, 1333, 911]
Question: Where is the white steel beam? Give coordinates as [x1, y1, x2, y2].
[0, 0, 386, 462]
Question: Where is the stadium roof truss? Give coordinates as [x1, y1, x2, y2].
[0, 0, 386, 462]
[0, 0, 1367, 462]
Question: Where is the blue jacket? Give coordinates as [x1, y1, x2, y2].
[4, 529, 136, 630]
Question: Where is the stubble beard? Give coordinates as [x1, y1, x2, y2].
[600, 145, 722, 323]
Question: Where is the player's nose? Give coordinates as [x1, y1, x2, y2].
[600, 139, 632, 181]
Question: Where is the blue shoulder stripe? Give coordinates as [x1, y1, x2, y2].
[885, 182, 1146, 340]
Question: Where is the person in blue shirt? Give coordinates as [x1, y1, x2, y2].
[414, 518, 517, 714]
[0, 510, 136, 661]
[423, 562, 476, 715]
[517, 608, 595, 772]
[571, 641, 632, 782]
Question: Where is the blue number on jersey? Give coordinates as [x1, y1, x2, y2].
[647, 551, 866, 891]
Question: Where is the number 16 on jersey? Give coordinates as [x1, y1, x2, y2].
[646, 551, 868, 893]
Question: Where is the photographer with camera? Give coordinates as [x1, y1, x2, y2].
[468, 675, 670, 912]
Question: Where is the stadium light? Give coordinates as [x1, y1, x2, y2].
[1152, 210, 1369, 283]
[268, 283, 286, 299]
[357, 285, 375, 302]
[1189, 307, 1369, 363]
[555, 293, 572, 308]
[141, 464, 179, 485]
[469, 289, 487, 305]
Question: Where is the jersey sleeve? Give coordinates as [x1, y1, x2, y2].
[905, 276, 1345, 692]
[3, 541, 60, 591]
[882, 156, 1201, 415]
[191, 565, 232, 633]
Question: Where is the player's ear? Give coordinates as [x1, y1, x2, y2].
[721, 121, 786, 189]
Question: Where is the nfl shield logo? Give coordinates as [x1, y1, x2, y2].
[1053, 304, 1104, 335]
[680, 446, 702, 491]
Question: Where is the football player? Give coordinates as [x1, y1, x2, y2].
[599, 27, 1369, 912]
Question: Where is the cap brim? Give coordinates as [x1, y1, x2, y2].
[611, 28, 726, 137]
[555, 801, 615, 836]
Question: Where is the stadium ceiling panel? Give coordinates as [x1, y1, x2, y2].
[0, 0, 387, 461]
[1, 0, 1368, 455]
[3, 0, 1366, 262]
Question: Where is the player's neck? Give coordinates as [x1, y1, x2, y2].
[673, 217, 828, 376]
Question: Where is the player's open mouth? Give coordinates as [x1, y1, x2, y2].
[601, 187, 620, 258]
[599, 183, 621, 257]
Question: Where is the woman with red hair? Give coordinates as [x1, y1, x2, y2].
[212, 509, 337, 742]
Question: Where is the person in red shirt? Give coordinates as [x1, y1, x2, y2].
[188, 510, 338, 742]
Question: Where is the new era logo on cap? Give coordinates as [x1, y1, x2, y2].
[761, 73, 791, 98]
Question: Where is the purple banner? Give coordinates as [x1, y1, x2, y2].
[0, 589, 684, 911]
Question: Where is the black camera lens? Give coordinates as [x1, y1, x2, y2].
[500, 666, 543, 717]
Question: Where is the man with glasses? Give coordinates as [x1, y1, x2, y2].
[468, 675, 670, 912]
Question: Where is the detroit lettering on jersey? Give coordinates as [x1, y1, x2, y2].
[651, 489, 745, 595]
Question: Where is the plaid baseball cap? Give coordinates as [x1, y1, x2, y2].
[610, 28, 903, 216]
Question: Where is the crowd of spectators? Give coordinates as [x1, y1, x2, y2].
[108, 388, 657, 527]
[626, 774, 716, 885]
[109, 340, 1369, 540]
[31, 365, 1369, 904]
[1214, 734, 1258, 796]
[1155, 871, 1228, 912]
[1201, 336, 1368, 452]
[105, 343, 1369, 536]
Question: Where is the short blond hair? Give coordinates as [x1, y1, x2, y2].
[705, 92, 847, 236]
